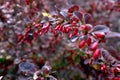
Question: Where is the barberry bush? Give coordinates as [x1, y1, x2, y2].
[0, 0, 120, 80]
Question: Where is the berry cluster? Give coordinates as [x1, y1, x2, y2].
[17, 4, 120, 79]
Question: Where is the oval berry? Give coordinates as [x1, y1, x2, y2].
[42, 22, 50, 30]
[114, 67, 120, 73]
[81, 25, 87, 31]
[79, 40, 86, 48]
[73, 29, 78, 35]
[72, 5, 79, 11]
[69, 33, 74, 39]
[85, 24, 93, 31]
[93, 48, 101, 59]
[55, 25, 61, 30]
[95, 33, 105, 39]
[86, 37, 92, 46]
[58, 26, 62, 31]
[91, 42, 98, 50]
[101, 64, 106, 71]
[17, 34, 23, 42]
[113, 77, 120, 80]
[68, 5, 79, 13]
[62, 27, 66, 33]
[25, 0, 30, 5]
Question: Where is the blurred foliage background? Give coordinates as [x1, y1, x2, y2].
[0, 0, 120, 80]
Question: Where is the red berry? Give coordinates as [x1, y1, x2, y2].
[68, 13, 73, 17]
[95, 33, 105, 39]
[85, 24, 93, 31]
[39, 31, 42, 35]
[43, 68, 49, 74]
[44, 29, 48, 33]
[25, 27, 31, 33]
[114, 67, 120, 73]
[73, 29, 78, 35]
[58, 26, 62, 31]
[101, 64, 106, 71]
[81, 25, 87, 30]
[25, 0, 30, 5]
[93, 48, 101, 59]
[72, 17, 79, 22]
[113, 77, 120, 80]
[72, 20, 77, 25]
[34, 23, 40, 28]
[42, 22, 50, 30]
[86, 37, 92, 46]
[69, 33, 74, 39]
[65, 28, 69, 33]
[79, 40, 86, 48]
[17, 34, 23, 42]
[68, 7, 74, 13]
[68, 5, 79, 13]
[36, 77, 45, 80]
[62, 27, 67, 33]
[88, 60, 92, 64]
[116, 64, 120, 68]
[91, 42, 98, 50]
[72, 5, 79, 11]
[55, 25, 61, 30]
[34, 31, 39, 38]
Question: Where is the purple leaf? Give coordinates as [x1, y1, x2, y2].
[59, 10, 70, 20]
[54, 5, 60, 13]
[73, 11, 83, 21]
[70, 35, 78, 42]
[106, 32, 120, 38]
[19, 62, 36, 73]
[101, 49, 116, 64]
[90, 25, 110, 33]
[84, 13, 92, 24]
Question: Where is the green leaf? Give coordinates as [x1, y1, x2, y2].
[53, 58, 69, 70]
[8, 66, 16, 74]
[0, 69, 4, 75]
[79, 51, 86, 56]
[74, 54, 80, 64]
[0, 57, 6, 64]
[60, 58, 68, 68]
